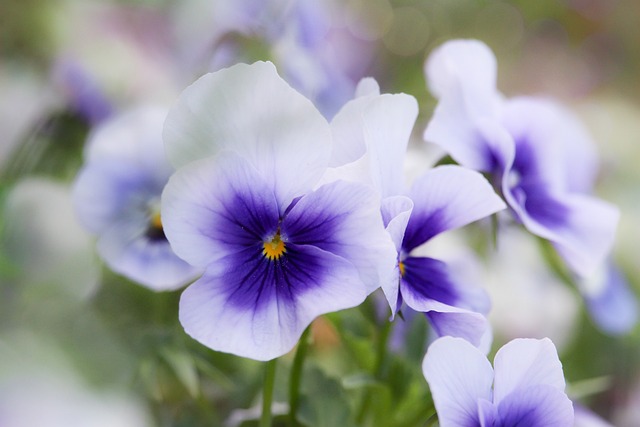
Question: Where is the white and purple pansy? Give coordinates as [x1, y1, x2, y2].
[423, 39, 619, 279]
[161, 61, 396, 361]
[325, 78, 505, 348]
[72, 106, 200, 291]
[423, 336, 574, 427]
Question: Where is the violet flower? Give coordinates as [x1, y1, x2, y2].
[423, 39, 619, 279]
[423, 336, 574, 427]
[327, 79, 505, 348]
[72, 106, 199, 291]
[161, 61, 395, 360]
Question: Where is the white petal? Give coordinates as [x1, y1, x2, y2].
[362, 93, 418, 197]
[492, 337, 567, 405]
[422, 336, 494, 427]
[164, 61, 332, 208]
[355, 77, 381, 98]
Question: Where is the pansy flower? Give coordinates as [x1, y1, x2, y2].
[161, 61, 396, 361]
[424, 39, 619, 278]
[326, 79, 505, 347]
[423, 336, 574, 427]
[72, 106, 200, 291]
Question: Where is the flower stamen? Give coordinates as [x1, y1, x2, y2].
[263, 232, 286, 260]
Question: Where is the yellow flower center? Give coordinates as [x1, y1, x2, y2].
[151, 211, 163, 230]
[398, 260, 406, 277]
[263, 233, 286, 260]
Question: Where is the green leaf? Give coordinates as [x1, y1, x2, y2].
[298, 366, 356, 427]
[160, 347, 200, 398]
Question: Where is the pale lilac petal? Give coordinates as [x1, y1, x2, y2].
[502, 97, 598, 193]
[496, 384, 574, 427]
[73, 159, 153, 234]
[551, 196, 619, 278]
[423, 83, 496, 171]
[97, 220, 199, 291]
[573, 404, 614, 427]
[422, 336, 494, 427]
[161, 153, 280, 267]
[402, 165, 505, 251]
[84, 106, 173, 183]
[581, 264, 638, 335]
[164, 61, 332, 209]
[283, 180, 397, 294]
[179, 244, 366, 360]
[493, 338, 566, 404]
[425, 39, 498, 102]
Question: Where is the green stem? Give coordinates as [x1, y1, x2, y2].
[260, 359, 278, 427]
[356, 320, 394, 425]
[289, 326, 311, 427]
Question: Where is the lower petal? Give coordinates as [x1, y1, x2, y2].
[179, 244, 366, 361]
[497, 385, 574, 427]
[97, 220, 200, 291]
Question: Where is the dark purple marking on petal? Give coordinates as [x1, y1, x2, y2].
[220, 243, 332, 311]
[510, 182, 569, 229]
[401, 209, 447, 252]
[400, 256, 459, 306]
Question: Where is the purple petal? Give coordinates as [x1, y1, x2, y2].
[162, 153, 280, 268]
[283, 180, 397, 294]
[581, 264, 638, 335]
[163, 61, 332, 210]
[496, 384, 574, 427]
[422, 336, 494, 427]
[492, 338, 567, 405]
[179, 244, 366, 360]
[425, 308, 490, 349]
[502, 97, 598, 194]
[401, 257, 460, 307]
[402, 165, 505, 251]
[478, 399, 497, 427]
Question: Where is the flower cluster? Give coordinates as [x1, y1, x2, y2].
[70, 38, 631, 426]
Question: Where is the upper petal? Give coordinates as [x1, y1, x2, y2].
[496, 384, 574, 427]
[361, 93, 418, 197]
[161, 152, 280, 267]
[179, 243, 366, 360]
[282, 180, 397, 294]
[422, 336, 494, 427]
[164, 61, 332, 209]
[425, 39, 498, 103]
[402, 165, 505, 251]
[492, 337, 567, 405]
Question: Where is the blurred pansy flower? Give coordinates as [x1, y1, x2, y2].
[72, 106, 200, 291]
[161, 61, 395, 361]
[326, 79, 505, 348]
[423, 336, 574, 427]
[424, 39, 619, 279]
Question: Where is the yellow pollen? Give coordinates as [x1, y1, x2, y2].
[151, 212, 163, 229]
[263, 234, 286, 260]
[398, 260, 406, 277]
